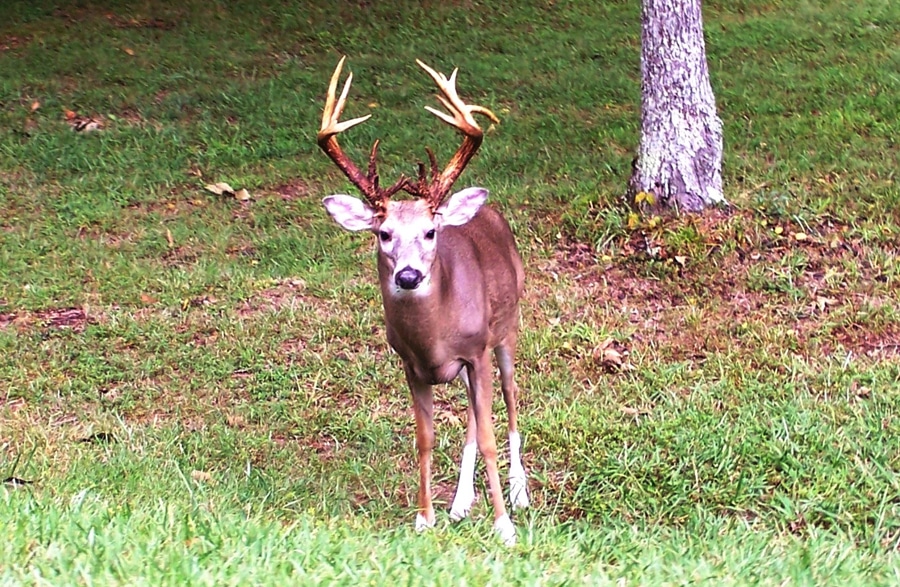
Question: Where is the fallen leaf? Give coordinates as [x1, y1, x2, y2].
[592, 338, 631, 373]
[774, 226, 784, 235]
[30, 100, 40, 112]
[435, 411, 462, 427]
[190, 470, 214, 484]
[234, 188, 251, 201]
[793, 232, 808, 241]
[166, 228, 174, 248]
[64, 109, 77, 120]
[204, 182, 235, 196]
[140, 293, 157, 305]
[70, 117, 103, 132]
[123, 47, 135, 56]
[815, 296, 838, 312]
[674, 255, 687, 267]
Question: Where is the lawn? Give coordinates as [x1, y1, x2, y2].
[1, 0, 899, 584]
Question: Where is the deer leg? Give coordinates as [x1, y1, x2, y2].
[468, 353, 516, 546]
[450, 369, 477, 522]
[496, 341, 529, 510]
[406, 368, 435, 532]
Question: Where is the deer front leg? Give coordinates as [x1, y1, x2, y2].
[450, 368, 477, 521]
[468, 352, 516, 546]
[407, 369, 435, 532]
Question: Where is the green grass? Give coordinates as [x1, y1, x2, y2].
[2, 0, 900, 584]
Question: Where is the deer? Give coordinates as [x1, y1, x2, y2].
[316, 57, 529, 546]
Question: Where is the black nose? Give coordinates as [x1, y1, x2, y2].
[395, 267, 424, 290]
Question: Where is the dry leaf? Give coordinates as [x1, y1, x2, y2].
[30, 100, 40, 112]
[592, 338, 631, 373]
[64, 109, 77, 120]
[166, 228, 174, 248]
[123, 47, 135, 56]
[435, 411, 462, 427]
[674, 255, 687, 267]
[815, 296, 838, 312]
[140, 293, 157, 305]
[204, 182, 235, 196]
[190, 470, 214, 484]
[73, 119, 102, 132]
[793, 232, 808, 241]
[234, 188, 251, 201]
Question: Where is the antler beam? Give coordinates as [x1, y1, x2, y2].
[408, 60, 500, 210]
[317, 57, 407, 214]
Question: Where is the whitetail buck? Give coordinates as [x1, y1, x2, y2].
[317, 57, 528, 545]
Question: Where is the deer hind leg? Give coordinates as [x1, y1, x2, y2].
[449, 368, 477, 522]
[496, 340, 529, 511]
[469, 351, 516, 546]
[406, 368, 436, 532]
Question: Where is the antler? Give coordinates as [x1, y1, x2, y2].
[406, 60, 500, 210]
[317, 57, 408, 215]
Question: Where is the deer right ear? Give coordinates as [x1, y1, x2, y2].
[323, 195, 376, 232]
[435, 187, 488, 227]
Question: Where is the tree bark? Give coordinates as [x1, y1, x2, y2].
[629, 0, 725, 212]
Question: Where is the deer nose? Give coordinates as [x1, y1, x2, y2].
[395, 267, 424, 290]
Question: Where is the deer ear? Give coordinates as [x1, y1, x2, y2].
[435, 187, 488, 227]
[323, 195, 376, 232]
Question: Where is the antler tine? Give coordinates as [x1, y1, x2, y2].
[368, 139, 381, 190]
[319, 57, 372, 140]
[415, 60, 500, 209]
[426, 147, 439, 182]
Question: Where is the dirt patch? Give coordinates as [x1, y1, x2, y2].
[0, 34, 30, 52]
[539, 208, 899, 366]
[1, 307, 94, 333]
[236, 278, 337, 317]
[270, 179, 314, 201]
[105, 14, 176, 30]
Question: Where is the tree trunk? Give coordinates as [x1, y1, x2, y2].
[629, 0, 725, 212]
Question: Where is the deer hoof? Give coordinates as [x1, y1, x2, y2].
[415, 512, 435, 533]
[510, 469, 529, 510]
[493, 513, 517, 547]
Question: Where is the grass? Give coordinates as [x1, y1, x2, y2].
[2, 0, 899, 584]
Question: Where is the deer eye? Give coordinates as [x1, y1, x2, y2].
[425, 229, 436, 240]
[379, 230, 391, 242]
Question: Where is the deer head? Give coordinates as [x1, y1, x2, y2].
[318, 57, 499, 295]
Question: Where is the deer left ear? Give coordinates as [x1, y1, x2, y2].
[435, 187, 488, 227]
[323, 194, 376, 232]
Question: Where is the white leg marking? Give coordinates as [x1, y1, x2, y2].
[415, 513, 434, 533]
[508, 432, 529, 510]
[449, 442, 477, 521]
[493, 513, 517, 547]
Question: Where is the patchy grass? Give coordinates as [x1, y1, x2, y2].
[2, 0, 900, 584]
